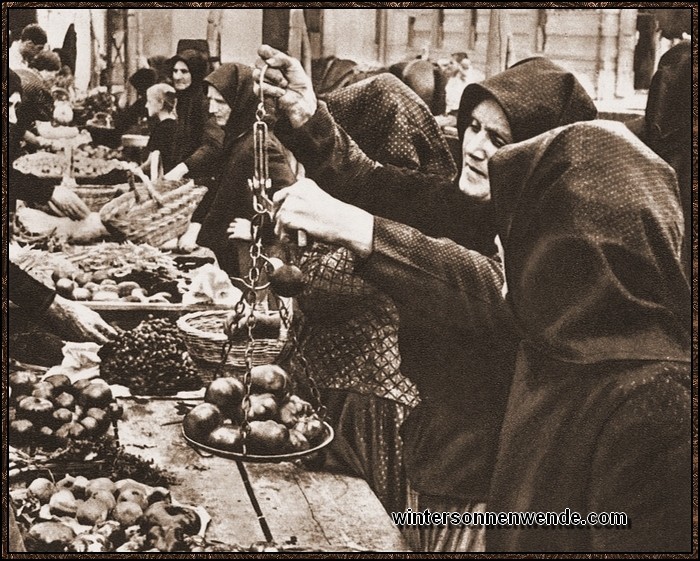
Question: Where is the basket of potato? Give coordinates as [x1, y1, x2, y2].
[181, 364, 333, 462]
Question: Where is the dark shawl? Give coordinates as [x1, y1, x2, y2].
[632, 40, 691, 280]
[488, 121, 691, 552]
[324, 73, 457, 179]
[197, 63, 296, 276]
[168, 49, 220, 171]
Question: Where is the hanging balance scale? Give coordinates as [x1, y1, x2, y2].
[182, 66, 333, 462]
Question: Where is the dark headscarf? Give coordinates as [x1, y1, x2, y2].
[491, 120, 689, 364]
[323, 73, 457, 178]
[168, 49, 210, 166]
[203, 62, 258, 144]
[167, 49, 209, 90]
[456, 57, 597, 150]
[129, 68, 157, 96]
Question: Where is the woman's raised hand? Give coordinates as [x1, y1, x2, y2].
[272, 179, 374, 257]
[254, 44, 317, 128]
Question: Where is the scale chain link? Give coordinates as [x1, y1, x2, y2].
[227, 63, 328, 456]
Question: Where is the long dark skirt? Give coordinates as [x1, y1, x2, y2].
[319, 388, 412, 516]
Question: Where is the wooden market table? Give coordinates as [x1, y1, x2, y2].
[117, 398, 410, 552]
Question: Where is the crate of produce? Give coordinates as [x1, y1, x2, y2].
[9, 470, 213, 552]
[12, 242, 188, 306]
[13, 150, 126, 180]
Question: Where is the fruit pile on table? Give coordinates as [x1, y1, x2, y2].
[183, 364, 328, 455]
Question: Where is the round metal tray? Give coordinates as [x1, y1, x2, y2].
[182, 422, 334, 463]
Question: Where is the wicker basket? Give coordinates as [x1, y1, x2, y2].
[100, 175, 207, 248]
[177, 310, 285, 378]
[71, 184, 128, 212]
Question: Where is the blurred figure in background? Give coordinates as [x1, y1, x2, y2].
[144, 83, 179, 173]
[444, 52, 484, 115]
[15, 50, 62, 123]
[9, 70, 116, 347]
[9, 23, 47, 70]
[114, 67, 158, 135]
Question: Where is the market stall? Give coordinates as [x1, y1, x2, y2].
[9, 353, 408, 552]
[8, 83, 409, 554]
[118, 398, 408, 552]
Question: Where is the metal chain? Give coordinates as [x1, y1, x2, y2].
[238, 73, 271, 456]
[235, 63, 329, 455]
[275, 295, 327, 422]
[239, 212, 266, 455]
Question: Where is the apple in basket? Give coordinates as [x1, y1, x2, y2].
[224, 310, 281, 340]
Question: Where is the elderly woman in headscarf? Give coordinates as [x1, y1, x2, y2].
[266, 64, 691, 551]
[164, 49, 224, 179]
[486, 121, 690, 552]
[256, 47, 597, 550]
[194, 63, 298, 277]
[162, 49, 225, 252]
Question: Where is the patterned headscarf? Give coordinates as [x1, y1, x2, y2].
[324, 73, 457, 178]
[491, 120, 689, 363]
[456, 57, 597, 149]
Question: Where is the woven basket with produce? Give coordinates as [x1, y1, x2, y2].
[13, 150, 125, 179]
[99, 171, 207, 248]
[69, 184, 130, 212]
[177, 309, 286, 379]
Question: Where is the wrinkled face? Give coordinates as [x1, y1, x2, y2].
[20, 40, 44, 62]
[172, 61, 192, 91]
[146, 91, 162, 117]
[458, 98, 512, 201]
[207, 85, 231, 127]
[9, 92, 21, 125]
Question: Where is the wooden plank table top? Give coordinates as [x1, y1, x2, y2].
[117, 398, 410, 552]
